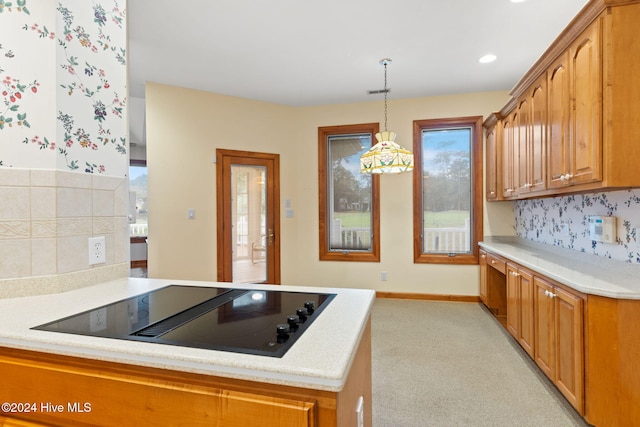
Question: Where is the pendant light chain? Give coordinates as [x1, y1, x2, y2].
[383, 61, 388, 132]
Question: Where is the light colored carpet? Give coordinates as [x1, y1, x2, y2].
[371, 299, 592, 427]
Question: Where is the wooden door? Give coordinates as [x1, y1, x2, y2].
[547, 55, 570, 189]
[518, 269, 535, 358]
[569, 18, 603, 186]
[506, 263, 520, 339]
[216, 149, 281, 284]
[534, 276, 556, 380]
[529, 77, 547, 192]
[555, 286, 585, 414]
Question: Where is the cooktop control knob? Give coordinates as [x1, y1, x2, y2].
[276, 323, 290, 337]
[296, 308, 308, 322]
[287, 315, 300, 331]
[304, 301, 315, 314]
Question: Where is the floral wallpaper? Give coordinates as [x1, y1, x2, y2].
[514, 189, 640, 264]
[0, 0, 127, 176]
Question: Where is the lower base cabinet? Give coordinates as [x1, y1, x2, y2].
[0, 321, 372, 427]
[506, 263, 535, 357]
[533, 276, 584, 414]
[481, 251, 585, 417]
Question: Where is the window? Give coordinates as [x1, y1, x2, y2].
[318, 123, 380, 262]
[413, 117, 483, 264]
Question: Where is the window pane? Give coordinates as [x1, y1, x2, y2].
[129, 165, 148, 237]
[328, 134, 373, 251]
[421, 127, 472, 254]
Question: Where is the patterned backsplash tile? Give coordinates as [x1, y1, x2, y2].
[515, 189, 640, 263]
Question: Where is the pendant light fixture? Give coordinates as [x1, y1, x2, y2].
[360, 58, 414, 174]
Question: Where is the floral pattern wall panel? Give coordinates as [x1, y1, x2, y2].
[514, 189, 640, 264]
[56, 0, 127, 176]
[0, 0, 57, 169]
[0, 0, 127, 176]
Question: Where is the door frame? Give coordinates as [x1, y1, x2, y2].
[216, 149, 281, 284]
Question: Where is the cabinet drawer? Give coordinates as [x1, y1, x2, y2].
[486, 253, 506, 274]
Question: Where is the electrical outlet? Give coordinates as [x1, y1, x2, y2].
[88, 236, 106, 265]
[381, 271, 388, 281]
[89, 307, 107, 332]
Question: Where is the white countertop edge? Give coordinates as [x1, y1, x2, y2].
[479, 237, 640, 300]
[0, 278, 376, 392]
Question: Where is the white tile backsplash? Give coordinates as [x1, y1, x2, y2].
[0, 168, 128, 283]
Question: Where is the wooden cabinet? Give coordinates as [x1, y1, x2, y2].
[547, 52, 571, 189]
[533, 276, 585, 415]
[483, 115, 502, 201]
[548, 18, 603, 190]
[0, 320, 373, 427]
[501, 109, 517, 199]
[480, 250, 584, 415]
[481, 243, 640, 426]
[479, 250, 507, 326]
[479, 249, 488, 302]
[487, 1, 640, 200]
[506, 263, 534, 357]
[514, 75, 548, 196]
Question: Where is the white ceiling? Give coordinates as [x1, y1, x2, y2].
[128, 0, 589, 107]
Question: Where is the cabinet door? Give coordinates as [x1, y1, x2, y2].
[501, 114, 516, 198]
[529, 79, 546, 192]
[534, 276, 555, 380]
[516, 98, 530, 194]
[569, 18, 602, 186]
[479, 250, 488, 304]
[518, 269, 535, 357]
[555, 286, 584, 414]
[506, 263, 520, 339]
[547, 56, 571, 189]
[485, 124, 500, 201]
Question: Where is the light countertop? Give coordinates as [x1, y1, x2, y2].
[480, 236, 640, 300]
[0, 278, 375, 392]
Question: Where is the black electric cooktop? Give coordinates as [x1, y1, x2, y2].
[32, 285, 336, 358]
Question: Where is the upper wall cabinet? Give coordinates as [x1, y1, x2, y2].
[484, 0, 640, 201]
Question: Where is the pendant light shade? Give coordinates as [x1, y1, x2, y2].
[360, 59, 414, 174]
[360, 131, 414, 174]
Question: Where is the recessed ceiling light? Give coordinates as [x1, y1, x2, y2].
[479, 54, 497, 64]
[510, 0, 528, 3]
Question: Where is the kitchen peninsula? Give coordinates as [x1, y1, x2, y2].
[0, 279, 374, 427]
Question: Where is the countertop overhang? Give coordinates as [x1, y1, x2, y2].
[0, 278, 376, 392]
[480, 236, 640, 300]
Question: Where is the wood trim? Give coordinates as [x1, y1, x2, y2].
[317, 123, 380, 262]
[215, 149, 281, 283]
[412, 116, 483, 265]
[130, 236, 146, 244]
[376, 292, 481, 303]
[130, 260, 147, 269]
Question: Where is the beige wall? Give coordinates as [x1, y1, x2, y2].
[146, 82, 513, 295]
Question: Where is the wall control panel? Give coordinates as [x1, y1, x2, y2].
[588, 216, 616, 244]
